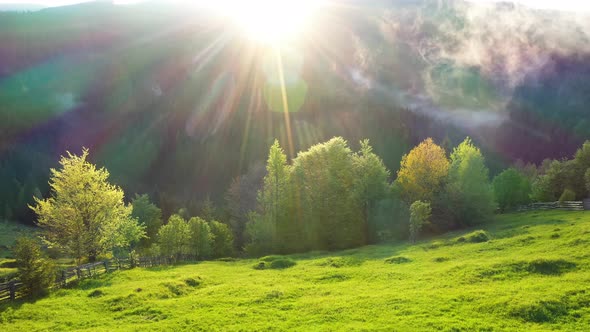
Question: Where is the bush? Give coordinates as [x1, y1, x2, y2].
[457, 230, 490, 243]
[559, 188, 576, 202]
[384, 256, 412, 264]
[253, 258, 296, 270]
[13, 237, 55, 297]
[269, 258, 296, 269]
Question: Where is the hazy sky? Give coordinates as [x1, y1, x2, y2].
[1, 0, 590, 12]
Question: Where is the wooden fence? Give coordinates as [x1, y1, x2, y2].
[0, 254, 199, 303]
[517, 201, 585, 212]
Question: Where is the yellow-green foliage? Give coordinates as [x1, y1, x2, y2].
[1, 211, 590, 331]
[30, 148, 144, 262]
[397, 138, 449, 203]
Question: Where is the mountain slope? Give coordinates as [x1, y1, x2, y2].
[1, 210, 589, 330]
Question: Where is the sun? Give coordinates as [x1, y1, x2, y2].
[222, 0, 321, 45]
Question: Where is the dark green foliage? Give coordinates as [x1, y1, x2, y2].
[253, 257, 296, 270]
[318, 257, 363, 268]
[525, 259, 576, 275]
[384, 256, 412, 264]
[509, 301, 568, 323]
[88, 290, 105, 298]
[244, 212, 276, 257]
[225, 162, 265, 251]
[131, 194, 162, 250]
[13, 237, 55, 297]
[409, 201, 431, 243]
[433, 257, 450, 263]
[492, 168, 532, 211]
[585, 168, 590, 196]
[269, 259, 296, 269]
[184, 277, 201, 287]
[457, 230, 490, 243]
[209, 221, 234, 258]
[559, 188, 576, 202]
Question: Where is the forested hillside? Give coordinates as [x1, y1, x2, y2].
[1, 0, 590, 224]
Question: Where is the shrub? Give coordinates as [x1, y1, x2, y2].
[253, 258, 296, 270]
[384, 256, 412, 264]
[13, 237, 55, 297]
[559, 188, 576, 202]
[184, 277, 201, 287]
[269, 258, 296, 269]
[457, 230, 490, 243]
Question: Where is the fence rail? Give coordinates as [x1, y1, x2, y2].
[0, 254, 199, 303]
[517, 201, 585, 212]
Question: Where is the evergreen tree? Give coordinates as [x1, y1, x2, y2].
[259, 140, 291, 252]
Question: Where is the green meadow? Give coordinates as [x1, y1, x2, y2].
[1, 210, 589, 331]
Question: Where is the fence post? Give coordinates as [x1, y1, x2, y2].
[76, 267, 81, 280]
[8, 280, 16, 300]
[104, 260, 109, 273]
[62, 270, 67, 287]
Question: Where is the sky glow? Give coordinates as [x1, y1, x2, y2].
[2, 0, 590, 12]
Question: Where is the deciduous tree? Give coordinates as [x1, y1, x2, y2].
[396, 138, 449, 204]
[30, 149, 144, 263]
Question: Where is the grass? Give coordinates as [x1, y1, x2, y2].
[1, 211, 590, 331]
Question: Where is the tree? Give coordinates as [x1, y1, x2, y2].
[187, 217, 213, 260]
[13, 237, 55, 297]
[258, 140, 290, 251]
[559, 188, 576, 202]
[131, 194, 162, 250]
[353, 139, 391, 243]
[200, 195, 217, 222]
[291, 137, 364, 250]
[586, 168, 590, 197]
[30, 148, 144, 263]
[225, 162, 265, 251]
[396, 138, 449, 204]
[158, 214, 190, 259]
[209, 221, 234, 258]
[446, 138, 496, 226]
[244, 212, 276, 256]
[492, 168, 532, 211]
[531, 160, 576, 202]
[409, 201, 431, 243]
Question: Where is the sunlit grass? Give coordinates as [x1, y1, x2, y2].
[1, 211, 589, 330]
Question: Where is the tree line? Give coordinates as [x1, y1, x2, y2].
[12, 138, 590, 296]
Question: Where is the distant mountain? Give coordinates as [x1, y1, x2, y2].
[1, 0, 589, 224]
[0, 3, 47, 11]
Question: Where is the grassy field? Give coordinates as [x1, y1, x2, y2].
[1, 211, 589, 331]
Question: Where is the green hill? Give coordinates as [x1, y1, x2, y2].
[1, 211, 589, 331]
